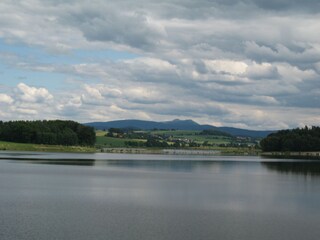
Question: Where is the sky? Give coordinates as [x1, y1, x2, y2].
[0, 0, 319, 130]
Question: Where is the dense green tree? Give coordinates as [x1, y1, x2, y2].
[146, 138, 169, 148]
[0, 120, 95, 146]
[260, 126, 320, 152]
[199, 129, 232, 137]
[77, 124, 96, 145]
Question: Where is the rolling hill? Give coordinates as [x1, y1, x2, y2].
[85, 119, 275, 138]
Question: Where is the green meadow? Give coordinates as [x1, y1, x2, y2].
[95, 129, 259, 151]
[150, 130, 231, 145]
[0, 141, 96, 153]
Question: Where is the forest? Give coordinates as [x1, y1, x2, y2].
[260, 126, 320, 152]
[0, 120, 96, 146]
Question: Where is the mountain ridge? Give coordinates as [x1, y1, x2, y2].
[84, 119, 276, 138]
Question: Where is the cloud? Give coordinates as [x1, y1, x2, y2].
[0, 83, 57, 120]
[57, 95, 83, 117]
[247, 0, 320, 12]
[245, 41, 320, 65]
[15, 83, 53, 103]
[204, 60, 248, 75]
[0, 0, 320, 129]
[66, 6, 166, 50]
[80, 84, 105, 105]
[249, 95, 279, 105]
[0, 93, 14, 104]
[243, 62, 279, 80]
[10, 106, 38, 115]
[125, 87, 169, 104]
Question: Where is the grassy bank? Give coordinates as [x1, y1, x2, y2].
[100, 146, 261, 155]
[0, 141, 96, 153]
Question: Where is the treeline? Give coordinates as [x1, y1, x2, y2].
[0, 120, 96, 146]
[260, 126, 320, 152]
[199, 129, 232, 137]
[125, 138, 200, 148]
[125, 138, 170, 148]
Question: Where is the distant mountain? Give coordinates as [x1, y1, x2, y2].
[217, 127, 275, 138]
[84, 119, 275, 138]
[85, 119, 209, 131]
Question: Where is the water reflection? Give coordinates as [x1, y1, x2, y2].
[3, 150, 320, 177]
[100, 159, 220, 172]
[262, 162, 320, 177]
[16, 158, 223, 171]
[44, 159, 320, 177]
[2, 155, 320, 240]
[12, 159, 95, 166]
[37, 159, 95, 166]
[13, 158, 262, 175]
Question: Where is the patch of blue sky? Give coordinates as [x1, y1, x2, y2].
[0, 39, 139, 65]
[0, 42, 70, 65]
[0, 39, 138, 90]
[0, 64, 68, 90]
[0, 62, 104, 93]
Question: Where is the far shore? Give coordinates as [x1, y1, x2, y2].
[98, 147, 260, 156]
[3, 140, 320, 159]
[2, 145, 320, 160]
[0, 140, 260, 155]
[99, 148, 222, 155]
[262, 151, 320, 160]
[0, 140, 259, 155]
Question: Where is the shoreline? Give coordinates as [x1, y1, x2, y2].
[99, 148, 222, 155]
[99, 147, 260, 156]
[0, 143, 258, 156]
[0, 141, 96, 153]
[261, 151, 320, 160]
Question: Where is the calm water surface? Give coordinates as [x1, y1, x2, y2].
[1, 151, 320, 240]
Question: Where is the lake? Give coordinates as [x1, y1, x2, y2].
[1, 151, 320, 240]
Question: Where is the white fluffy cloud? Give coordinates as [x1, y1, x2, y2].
[15, 83, 53, 103]
[204, 60, 248, 75]
[243, 62, 279, 80]
[0, 83, 55, 119]
[0, 94, 13, 104]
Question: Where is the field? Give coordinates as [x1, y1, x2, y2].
[0, 141, 96, 153]
[150, 130, 232, 145]
[96, 130, 146, 148]
[96, 136, 128, 148]
[95, 130, 259, 151]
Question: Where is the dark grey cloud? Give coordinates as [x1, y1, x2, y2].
[248, 0, 320, 12]
[61, 5, 164, 50]
[193, 60, 208, 74]
[198, 0, 320, 12]
[245, 42, 320, 67]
